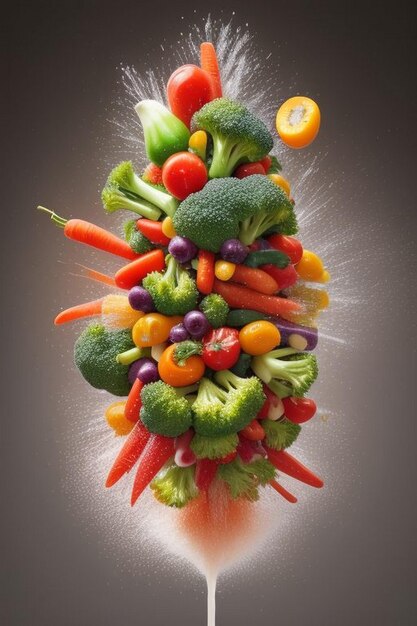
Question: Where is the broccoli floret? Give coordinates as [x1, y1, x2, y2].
[192, 372, 265, 437]
[190, 432, 238, 460]
[251, 348, 318, 398]
[140, 381, 196, 437]
[74, 324, 134, 396]
[267, 155, 282, 174]
[218, 457, 276, 500]
[123, 220, 155, 254]
[191, 98, 273, 178]
[263, 418, 301, 450]
[151, 465, 198, 508]
[142, 254, 199, 316]
[104, 161, 178, 218]
[199, 294, 229, 328]
[174, 175, 296, 253]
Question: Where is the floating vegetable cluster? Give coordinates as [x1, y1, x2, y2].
[40, 42, 328, 508]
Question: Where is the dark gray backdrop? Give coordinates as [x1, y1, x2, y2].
[2, 1, 417, 625]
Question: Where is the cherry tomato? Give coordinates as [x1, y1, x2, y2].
[202, 327, 241, 371]
[158, 343, 205, 387]
[267, 234, 303, 265]
[240, 419, 266, 441]
[162, 152, 208, 200]
[276, 96, 321, 149]
[132, 313, 182, 348]
[261, 264, 298, 291]
[282, 397, 317, 424]
[239, 321, 281, 356]
[167, 64, 214, 128]
[295, 250, 325, 282]
[105, 401, 134, 436]
[259, 156, 272, 172]
[234, 162, 266, 178]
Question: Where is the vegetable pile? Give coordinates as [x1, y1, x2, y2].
[40, 42, 329, 509]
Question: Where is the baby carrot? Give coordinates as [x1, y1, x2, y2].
[266, 447, 324, 488]
[232, 265, 279, 295]
[200, 42, 222, 98]
[114, 249, 165, 290]
[213, 279, 301, 320]
[269, 479, 298, 503]
[124, 379, 144, 423]
[131, 434, 175, 505]
[197, 250, 215, 294]
[105, 419, 151, 488]
[54, 298, 104, 325]
[38, 206, 138, 260]
[136, 219, 171, 246]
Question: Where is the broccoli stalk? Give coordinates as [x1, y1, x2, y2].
[190, 432, 239, 460]
[218, 457, 276, 501]
[262, 418, 301, 451]
[140, 381, 198, 437]
[238, 186, 297, 245]
[199, 294, 229, 328]
[191, 372, 265, 437]
[143, 254, 199, 316]
[103, 161, 178, 218]
[251, 348, 318, 398]
[151, 465, 198, 508]
[191, 98, 273, 178]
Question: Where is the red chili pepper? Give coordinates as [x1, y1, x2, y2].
[131, 434, 175, 505]
[124, 379, 144, 423]
[195, 458, 218, 491]
[105, 420, 151, 488]
[269, 479, 298, 503]
[266, 447, 324, 488]
[202, 327, 241, 371]
[136, 219, 171, 247]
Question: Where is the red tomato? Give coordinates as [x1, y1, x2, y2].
[259, 156, 272, 171]
[216, 450, 238, 464]
[234, 162, 266, 178]
[167, 64, 214, 128]
[282, 397, 317, 424]
[202, 327, 241, 371]
[142, 163, 163, 185]
[162, 152, 208, 200]
[240, 419, 266, 441]
[261, 263, 298, 291]
[267, 234, 303, 265]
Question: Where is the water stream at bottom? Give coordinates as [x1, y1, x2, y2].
[206, 569, 217, 626]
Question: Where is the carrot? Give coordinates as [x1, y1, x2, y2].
[232, 265, 279, 295]
[136, 219, 171, 246]
[124, 379, 144, 423]
[81, 266, 117, 287]
[197, 250, 215, 294]
[38, 206, 139, 260]
[114, 249, 165, 290]
[200, 42, 222, 98]
[54, 298, 103, 325]
[105, 420, 151, 488]
[266, 447, 324, 488]
[269, 479, 298, 503]
[213, 279, 301, 320]
[131, 434, 175, 505]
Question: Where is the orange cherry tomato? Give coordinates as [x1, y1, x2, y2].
[132, 313, 182, 348]
[276, 96, 321, 149]
[158, 343, 205, 387]
[239, 321, 281, 356]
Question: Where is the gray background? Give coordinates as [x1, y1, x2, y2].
[2, 1, 417, 625]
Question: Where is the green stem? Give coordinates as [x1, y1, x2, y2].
[37, 205, 67, 228]
[116, 346, 143, 365]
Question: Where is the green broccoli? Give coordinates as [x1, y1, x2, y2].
[123, 219, 155, 254]
[74, 324, 134, 396]
[191, 371, 265, 437]
[151, 465, 198, 508]
[173, 176, 297, 252]
[142, 254, 199, 316]
[191, 98, 273, 178]
[190, 432, 238, 460]
[251, 348, 318, 398]
[267, 155, 282, 174]
[140, 381, 197, 437]
[103, 160, 178, 218]
[262, 418, 301, 450]
[218, 457, 276, 500]
[199, 294, 229, 328]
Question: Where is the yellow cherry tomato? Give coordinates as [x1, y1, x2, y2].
[276, 96, 321, 149]
[239, 321, 281, 356]
[189, 130, 207, 160]
[162, 216, 176, 239]
[268, 173, 291, 197]
[215, 260, 236, 281]
[295, 250, 325, 282]
[132, 313, 182, 347]
[105, 401, 134, 436]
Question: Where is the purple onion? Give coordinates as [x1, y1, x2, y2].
[128, 357, 155, 384]
[183, 310, 210, 338]
[137, 360, 159, 384]
[168, 236, 198, 263]
[272, 318, 318, 351]
[169, 323, 189, 343]
[220, 239, 249, 264]
[128, 286, 154, 312]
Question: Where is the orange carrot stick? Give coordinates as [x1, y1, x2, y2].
[54, 298, 104, 325]
[124, 379, 144, 423]
[200, 42, 222, 98]
[38, 206, 139, 260]
[269, 479, 298, 503]
[213, 279, 301, 320]
[81, 266, 117, 287]
[114, 249, 165, 290]
[232, 264, 279, 295]
[197, 250, 215, 294]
